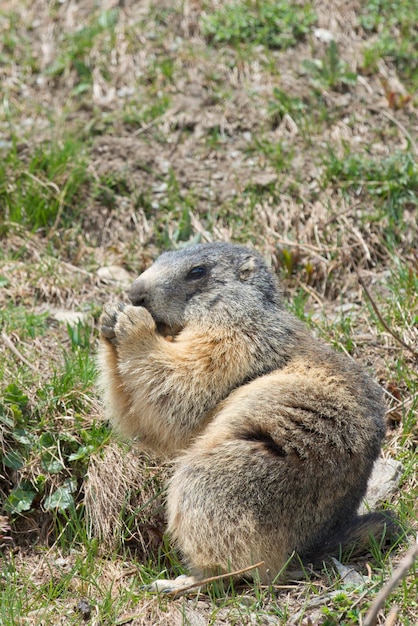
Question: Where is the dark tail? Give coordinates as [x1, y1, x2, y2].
[302, 511, 400, 567]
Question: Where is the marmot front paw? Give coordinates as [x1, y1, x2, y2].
[100, 303, 157, 346]
[115, 305, 156, 340]
[100, 302, 126, 345]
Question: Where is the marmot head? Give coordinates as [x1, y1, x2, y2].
[128, 242, 282, 336]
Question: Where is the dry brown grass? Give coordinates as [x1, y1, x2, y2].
[84, 443, 166, 557]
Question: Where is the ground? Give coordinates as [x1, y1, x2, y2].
[0, 0, 417, 624]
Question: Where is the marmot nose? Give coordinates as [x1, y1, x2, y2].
[128, 281, 149, 307]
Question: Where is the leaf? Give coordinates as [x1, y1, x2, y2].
[12, 428, 33, 446]
[341, 72, 358, 85]
[3, 384, 29, 408]
[43, 481, 76, 512]
[0, 409, 14, 429]
[38, 432, 55, 447]
[2, 449, 25, 470]
[68, 444, 94, 462]
[4, 485, 36, 514]
[40, 452, 65, 474]
[71, 83, 91, 96]
[98, 8, 119, 29]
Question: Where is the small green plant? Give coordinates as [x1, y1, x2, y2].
[320, 591, 361, 624]
[247, 136, 291, 171]
[287, 289, 311, 324]
[303, 41, 357, 90]
[201, 0, 316, 49]
[268, 87, 307, 126]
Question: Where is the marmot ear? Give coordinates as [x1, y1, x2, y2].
[239, 256, 257, 281]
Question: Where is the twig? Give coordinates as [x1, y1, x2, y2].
[367, 106, 418, 155]
[384, 605, 399, 626]
[351, 226, 372, 262]
[47, 189, 66, 240]
[363, 543, 418, 626]
[356, 272, 418, 359]
[295, 278, 324, 308]
[167, 561, 265, 596]
[115, 615, 144, 626]
[116, 567, 138, 580]
[383, 389, 418, 415]
[1, 331, 37, 371]
[272, 235, 330, 255]
[60, 260, 94, 277]
[132, 111, 169, 137]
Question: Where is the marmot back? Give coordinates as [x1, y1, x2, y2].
[98, 242, 393, 591]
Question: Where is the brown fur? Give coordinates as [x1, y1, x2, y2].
[98, 242, 394, 585]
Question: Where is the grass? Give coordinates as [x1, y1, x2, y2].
[201, 0, 317, 49]
[44, 7, 119, 95]
[321, 149, 418, 248]
[360, 0, 418, 91]
[0, 137, 90, 233]
[1, 319, 106, 525]
[0, 0, 417, 624]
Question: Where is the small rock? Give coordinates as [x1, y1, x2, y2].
[116, 86, 135, 98]
[97, 266, 132, 285]
[360, 457, 403, 514]
[250, 172, 278, 187]
[330, 557, 367, 586]
[76, 598, 92, 621]
[314, 28, 334, 43]
[50, 310, 88, 326]
[152, 182, 168, 194]
[338, 302, 360, 314]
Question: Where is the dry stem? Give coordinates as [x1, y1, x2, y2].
[363, 542, 418, 626]
[356, 273, 418, 360]
[167, 561, 266, 596]
[1, 331, 37, 371]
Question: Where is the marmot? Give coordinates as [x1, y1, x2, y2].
[98, 242, 393, 591]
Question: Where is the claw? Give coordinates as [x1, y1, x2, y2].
[101, 324, 116, 339]
[100, 302, 127, 344]
[142, 575, 199, 595]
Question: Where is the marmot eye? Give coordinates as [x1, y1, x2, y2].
[187, 266, 207, 280]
